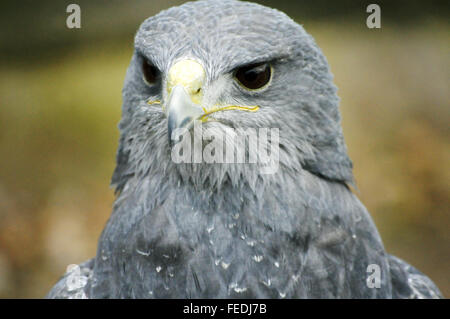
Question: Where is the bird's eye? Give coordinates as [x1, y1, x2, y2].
[235, 63, 271, 90]
[142, 59, 160, 86]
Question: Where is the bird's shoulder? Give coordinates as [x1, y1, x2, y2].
[46, 259, 94, 299]
[388, 254, 442, 299]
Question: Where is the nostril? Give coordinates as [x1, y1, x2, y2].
[196, 88, 201, 94]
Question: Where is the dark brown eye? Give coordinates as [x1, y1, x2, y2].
[235, 63, 271, 90]
[142, 59, 159, 86]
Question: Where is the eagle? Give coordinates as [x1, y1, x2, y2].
[47, 0, 442, 298]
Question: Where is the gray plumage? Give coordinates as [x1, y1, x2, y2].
[47, 0, 442, 298]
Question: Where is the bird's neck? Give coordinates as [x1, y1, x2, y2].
[111, 164, 320, 242]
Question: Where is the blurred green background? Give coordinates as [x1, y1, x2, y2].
[0, 0, 448, 298]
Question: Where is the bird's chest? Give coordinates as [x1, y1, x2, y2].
[99, 184, 387, 298]
[112, 196, 308, 298]
[123, 221, 304, 298]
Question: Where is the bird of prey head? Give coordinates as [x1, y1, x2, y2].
[48, 0, 442, 299]
[111, 0, 353, 194]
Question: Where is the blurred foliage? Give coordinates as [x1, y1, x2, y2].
[0, 1, 448, 298]
[1, 0, 448, 62]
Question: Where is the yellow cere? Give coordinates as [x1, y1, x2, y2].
[167, 59, 205, 105]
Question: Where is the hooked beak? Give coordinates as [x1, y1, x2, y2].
[166, 85, 204, 145]
[164, 59, 205, 146]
